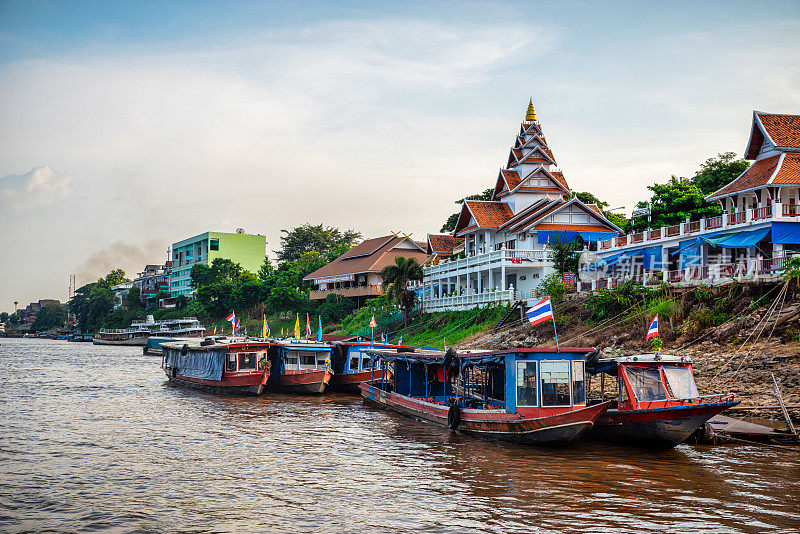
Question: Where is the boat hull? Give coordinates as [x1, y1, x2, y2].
[93, 337, 149, 346]
[330, 368, 393, 393]
[361, 383, 609, 445]
[277, 369, 333, 394]
[589, 401, 738, 448]
[164, 368, 269, 395]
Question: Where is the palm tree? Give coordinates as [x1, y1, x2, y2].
[381, 257, 424, 326]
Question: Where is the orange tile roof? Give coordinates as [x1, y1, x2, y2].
[427, 234, 462, 254]
[772, 153, 800, 184]
[758, 113, 800, 148]
[502, 169, 521, 189]
[304, 236, 427, 280]
[465, 200, 514, 228]
[708, 155, 781, 199]
[504, 201, 565, 233]
[586, 204, 603, 216]
[550, 171, 569, 190]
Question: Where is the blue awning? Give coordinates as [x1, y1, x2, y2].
[578, 231, 617, 242]
[715, 227, 770, 248]
[537, 231, 578, 243]
[642, 246, 662, 270]
[772, 222, 800, 244]
[671, 238, 701, 256]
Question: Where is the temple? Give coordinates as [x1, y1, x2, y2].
[420, 100, 622, 310]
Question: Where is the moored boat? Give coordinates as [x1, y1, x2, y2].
[270, 340, 333, 394]
[329, 341, 401, 393]
[586, 353, 738, 448]
[94, 315, 206, 346]
[162, 338, 273, 395]
[361, 347, 610, 445]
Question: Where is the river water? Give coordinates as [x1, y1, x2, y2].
[0, 338, 797, 533]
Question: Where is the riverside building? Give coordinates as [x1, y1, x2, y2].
[169, 231, 266, 297]
[420, 100, 621, 311]
[584, 110, 800, 292]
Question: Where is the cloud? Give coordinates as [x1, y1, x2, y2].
[0, 165, 76, 210]
[75, 240, 168, 285]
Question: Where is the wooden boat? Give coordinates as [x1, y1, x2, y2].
[270, 340, 333, 394]
[94, 316, 205, 346]
[586, 353, 738, 448]
[161, 338, 273, 395]
[361, 347, 610, 445]
[329, 341, 401, 393]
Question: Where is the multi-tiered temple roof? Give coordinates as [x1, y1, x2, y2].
[453, 100, 620, 239]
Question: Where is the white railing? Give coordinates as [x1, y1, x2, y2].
[424, 248, 552, 276]
[599, 201, 797, 253]
[423, 288, 515, 311]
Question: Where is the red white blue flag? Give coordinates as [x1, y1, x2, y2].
[526, 297, 553, 326]
[225, 311, 236, 324]
[646, 314, 659, 340]
[306, 313, 312, 338]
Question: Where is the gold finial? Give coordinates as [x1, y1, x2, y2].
[525, 97, 536, 121]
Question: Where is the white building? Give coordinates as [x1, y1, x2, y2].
[421, 100, 622, 311]
[582, 110, 800, 291]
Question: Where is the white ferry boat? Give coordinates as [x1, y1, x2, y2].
[93, 316, 206, 346]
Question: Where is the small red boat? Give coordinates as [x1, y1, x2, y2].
[586, 353, 738, 448]
[329, 341, 400, 393]
[162, 338, 273, 395]
[362, 347, 610, 445]
[271, 340, 333, 394]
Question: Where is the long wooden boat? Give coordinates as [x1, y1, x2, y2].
[329, 341, 401, 393]
[161, 338, 273, 395]
[586, 353, 738, 448]
[361, 347, 610, 445]
[270, 340, 333, 394]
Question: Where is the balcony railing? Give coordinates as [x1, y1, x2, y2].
[424, 248, 551, 276]
[783, 204, 800, 217]
[423, 288, 515, 311]
[752, 205, 773, 220]
[665, 225, 681, 237]
[728, 211, 746, 225]
[631, 232, 644, 244]
[310, 285, 382, 300]
[647, 229, 662, 241]
[685, 221, 701, 233]
[706, 215, 723, 229]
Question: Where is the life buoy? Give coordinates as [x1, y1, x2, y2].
[447, 404, 462, 430]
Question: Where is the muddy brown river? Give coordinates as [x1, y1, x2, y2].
[0, 338, 797, 533]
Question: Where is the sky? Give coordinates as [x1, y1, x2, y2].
[1, 0, 799, 311]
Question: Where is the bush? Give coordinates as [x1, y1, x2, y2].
[536, 272, 568, 303]
[689, 305, 728, 327]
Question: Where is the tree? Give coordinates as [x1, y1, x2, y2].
[548, 234, 581, 274]
[257, 256, 275, 283]
[380, 257, 424, 326]
[125, 287, 142, 310]
[440, 188, 494, 233]
[0, 312, 8, 323]
[573, 192, 628, 229]
[277, 223, 362, 263]
[9, 313, 19, 325]
[317, 294, 356, 323]
[103, 269, 130, 287]
[691, 152, 749, 196]
[175, 294, 188, 309]
[630, 176, 721, 233]
[31, 303, 67, 332]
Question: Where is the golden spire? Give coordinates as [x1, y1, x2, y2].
[525, 98, 536, 121]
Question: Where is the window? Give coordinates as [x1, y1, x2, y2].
[238, 352, 256, 370]
[572, 361, 586, 405]
[226, 353, 237, 372]
[210, 239, 219, 251]
[625, 366, 667, 402]
[316, 351, 328, 367]
[662, 366, 698, 399]
[350, 356, 360, 371]
[516, 361, 538, 406]
[285, 350, 299, 366]
[258, 353, 267, 370]
[362, 356, 371, 369]
[300, 354, 316, 366]
[540, 360, 571, 406]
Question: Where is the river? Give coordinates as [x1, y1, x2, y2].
[0, 338, 797, 533]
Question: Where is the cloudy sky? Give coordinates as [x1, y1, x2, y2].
[1, 0, 799, 310]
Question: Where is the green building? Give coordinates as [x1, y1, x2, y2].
[169, 231, 266, 297]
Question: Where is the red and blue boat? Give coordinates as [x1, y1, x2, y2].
[329, 341, 403, 393]
[269, 340, 334, 394]
[361, 347, 610, 445]
[586, 353, 738, 448]
[162, 337, 274, 395]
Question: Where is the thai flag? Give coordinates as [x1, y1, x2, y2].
[369, 315, 377, 328]
[526, 297, 554, 326]
[235, 318, 240, 329]
[646, 314, 659, 340]
[306, 313, 312, 338]
[225, 311, 236, 324]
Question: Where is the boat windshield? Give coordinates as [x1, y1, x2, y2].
[540, 360, 571, 406]
[516, 361, 538, 406]
[662, 366, 699, 399]
[625, 366, 667, 402]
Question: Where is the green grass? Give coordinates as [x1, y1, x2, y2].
[385, 305, 510, 350]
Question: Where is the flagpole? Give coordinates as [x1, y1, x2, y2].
[550, 305, 560, 352]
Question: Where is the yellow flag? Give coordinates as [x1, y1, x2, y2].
[262, 315, 269, 338]
[294, 314, 300, 339]
[213, 326, 216, 335]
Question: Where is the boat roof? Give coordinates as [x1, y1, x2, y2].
[599, 353, 691, 364]
[160, 337, 274, 350]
